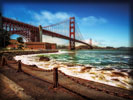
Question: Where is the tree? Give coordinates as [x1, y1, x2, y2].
[0, 28, 11, 48]
[17, 37, 24, 43]
[16, 37, 24, 50]
[17, 44, 24, 49]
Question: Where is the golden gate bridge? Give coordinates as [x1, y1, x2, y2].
[1, 16, 93, 50]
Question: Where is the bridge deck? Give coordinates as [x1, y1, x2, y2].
[2, 17, 91, 47]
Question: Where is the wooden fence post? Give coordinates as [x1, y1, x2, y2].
[1, 56, 6, 66]
[17, 60, 22, 72]
[53, 67, 58, 88]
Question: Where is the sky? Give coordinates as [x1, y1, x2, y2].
[2, 2, 130, 47]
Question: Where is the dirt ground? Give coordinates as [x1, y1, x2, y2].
[0, 65, 88, 100]
[0, 79, 21, 100]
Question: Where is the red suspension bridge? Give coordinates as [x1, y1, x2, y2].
[1, 16, 92, 50]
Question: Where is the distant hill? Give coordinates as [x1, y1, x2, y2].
[57, 44, 133, 50]
[76, 45, 91, 50]
[116, 47, 133, 50]
[76, 45, 115, 50]
[76, 45, 133, 50]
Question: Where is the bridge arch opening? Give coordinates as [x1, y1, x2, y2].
[10, 34, 28, 42]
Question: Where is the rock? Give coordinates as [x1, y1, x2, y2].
[66, 63, 75, 67]
[101, 68, 114, 70]
[80, 67, 92, 73]
[111, 78, 120, 82]
[39, 56, 50, 61]
[29, 64, 38, 68]
[111, 72, 127, 77]
[128, 70, 133, 78]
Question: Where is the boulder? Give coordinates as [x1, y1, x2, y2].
[66, 63, 75, 67]
[80, 67, 92, 73]
[39, 56, 50, 61]
[29, 64, 38, 68]
[111, 72, 127, 77]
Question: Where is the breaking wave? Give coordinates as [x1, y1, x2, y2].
[14, 50, 133, 90]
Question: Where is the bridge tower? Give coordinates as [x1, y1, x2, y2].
[69, 17, 75, 50]
[39, 25, 43, 42]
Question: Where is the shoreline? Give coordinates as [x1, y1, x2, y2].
[1, 51, 133, 100]
[13, 52, 133, 91]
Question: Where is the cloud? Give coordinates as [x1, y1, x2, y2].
[28, 10, 107, 27]
[81, 16, 107, 26]
[26, 10, 108, 45]
[29, 10, 72, 26]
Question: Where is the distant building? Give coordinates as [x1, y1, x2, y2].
[51, 43, 57, 49]
[25, 42, 57, 50]
[7, 39, 19, 49]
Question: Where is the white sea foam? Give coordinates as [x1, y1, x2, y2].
[14, 53, 133, 90]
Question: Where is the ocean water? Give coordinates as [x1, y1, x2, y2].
[14, 49, 133, 90]
[48, 50, 132, 69]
